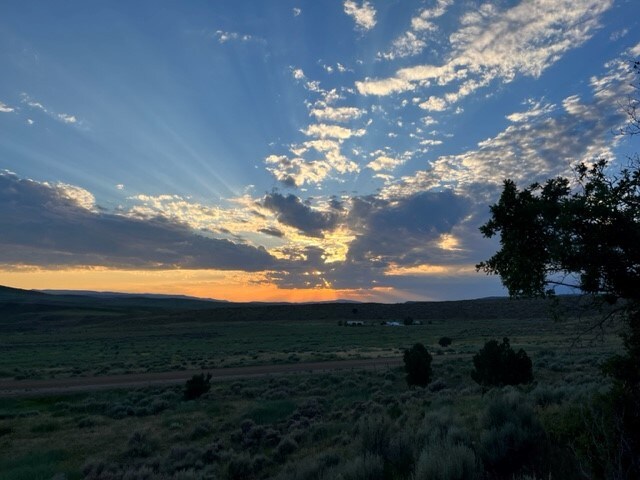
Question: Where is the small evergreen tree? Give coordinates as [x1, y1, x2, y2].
[184, 372, 212, 400]
[471, 338, 532, 387]
[403, 343, 433, 387]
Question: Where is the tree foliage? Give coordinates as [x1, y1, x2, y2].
[403, 343, 432, 387]
[184, 372, 212, 400]
[477, 58, 640, 478]
[471, 338, 533, 387]
[477, 159, 640, 302]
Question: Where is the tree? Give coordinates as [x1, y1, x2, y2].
[403, 343, 432, 387]
[477, 59, 640, 477]
[184, 372, 212, 400]
[471, 337, 533, 387]
[438, 336, 453, 347]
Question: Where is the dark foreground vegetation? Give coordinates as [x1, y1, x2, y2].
[0, 288, 623, 479]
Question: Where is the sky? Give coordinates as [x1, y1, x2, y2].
[0, 0, 639, 302]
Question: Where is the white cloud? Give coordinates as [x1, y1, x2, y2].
[0, 101, 14, 113]
[57, 113, 77, 124]
[419, 96, 447, 111]
[27, 119, 34, 125]
[302, 123, 366, 140]
[116, 184, 125, 190]
[343, 0, 376, 31]
[357, 0, 613, 104]
[310, 106, 365, 123]
[382, 56, 634, 199]
[506, 100, 555, 122]
[367, 156, 405, 172]
[214, 30, 254, 43]
[292, 68, 306, 80]
[379, 32, 426, 61]
[293, 7, 302, 17]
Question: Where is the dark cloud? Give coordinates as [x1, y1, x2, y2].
[346, 190, 471, 265]
[268, 190, 474, 290]
[262, 192, 339, 237]
[0, 172, 278, 271]
[258, 227, 285, 238]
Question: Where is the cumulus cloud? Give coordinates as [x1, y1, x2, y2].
[0, 172, 277, 271]
[343, 0, 377, 31]
[367, 156, 405, 172]
[262, 192, 339, 237]
[357, 0, 613, 102]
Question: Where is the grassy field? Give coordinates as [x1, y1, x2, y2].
[0, 289, 625, 479]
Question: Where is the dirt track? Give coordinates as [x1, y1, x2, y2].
[0, 358, 405, 397]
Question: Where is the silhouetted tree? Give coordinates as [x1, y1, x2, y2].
[477, 59, 640, 477]
[471, 338, 533, 387]
[184, 372, 212, 400]
[403, 343, 432, 387]
[438, 336, 453, 347]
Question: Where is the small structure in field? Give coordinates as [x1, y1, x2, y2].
[346, 320, 364, 326]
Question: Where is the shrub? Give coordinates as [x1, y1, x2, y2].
[403, 343, 433, 387]
[479, 392, 546, 479]
[471, 338, 532, 387]
[438, 337, 453, 347]
[339, 454, 385, 480]
[414, 441, 480, 480]
[184, 372, 212, 400]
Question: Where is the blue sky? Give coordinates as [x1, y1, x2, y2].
[0, 0, 639, 302]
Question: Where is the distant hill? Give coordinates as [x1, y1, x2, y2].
[0, 284, 598, 325]
[39, 289, 228, 303]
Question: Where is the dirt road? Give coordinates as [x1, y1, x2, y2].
[0, 357, 405, 397]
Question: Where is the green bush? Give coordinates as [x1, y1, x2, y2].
[403, 343, 433, 387]
[471, 338, 532, 387]
[438, 337, 453, 347]
[184, 372, 212, 400]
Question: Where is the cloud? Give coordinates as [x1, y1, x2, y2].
[293, 7, 302, 17]
[383, 56, 635, 198]
[0, 172, 277, 271]
[357, 0, 613, 102]
[343, 0, 376, 31]
[378, 0, 452, 60]
[20, 94, 81, 126]
[259, 227, 285, 238]
[0, 101, 14, 113]
[265, 154, 333, 187]
[310, 106, 365, 123]
[57, 113, 77, 124]
[262, 192, 339, 237]
[214, 30, 254, 43]
[367, 156, 405, 172]
[302, 123, 366, 139]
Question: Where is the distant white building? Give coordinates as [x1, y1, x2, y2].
[346, 320, 364, 326]
[385, 321, 401, 326]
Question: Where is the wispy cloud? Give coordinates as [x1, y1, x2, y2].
[0, 101, 14, 113]
[343, 0, 376, 31]
[378, 0, 452, 61]
[20, 93, 81, 126]
[358, 0, 613, 106]
[214, 30, 255, 43]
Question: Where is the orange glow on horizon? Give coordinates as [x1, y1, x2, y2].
[0, 267, 412, 303]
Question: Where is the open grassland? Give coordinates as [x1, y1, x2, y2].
[0, 292, 625, 479]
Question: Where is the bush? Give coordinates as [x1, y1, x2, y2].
[471, 338, 533, 387]
[414, 441, 480, 480]
[438, 337, 453, 347]
[404, 343, 433, 387]
[479, 392, 546, 479]
[184, 372, 212, 400]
